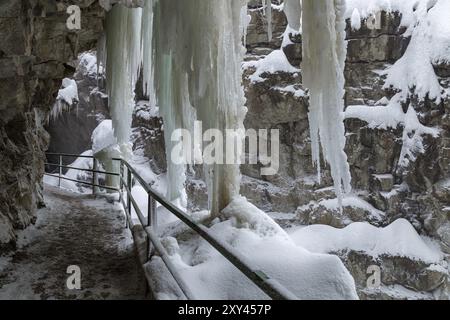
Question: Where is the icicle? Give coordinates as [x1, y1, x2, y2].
[141, 0, 156, 106]
[284, 0, 302, 31]
[153, 0, 248, 213]
[262, 0, 273, 42]
[240, 5, 251, 47]
[101, 4, 142, 189]
[105, 4, 142, 159]
[302, 0, 352, 204]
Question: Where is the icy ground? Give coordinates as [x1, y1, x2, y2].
[0, 185, 145, 300]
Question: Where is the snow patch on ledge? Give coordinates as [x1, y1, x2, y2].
[242, 50, 300, 83]
[289, 219, 444, 264]
[298, 194, 386, 222]
[273, 84, 306, 98]
[345, 94, 440, 168]
[50, 78, 79, 119]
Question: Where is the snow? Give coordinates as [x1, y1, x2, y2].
[44, 150, 95, 194]
[78, 51, 102, 76]
[134, 101, 160, 121]
[298, 194, 386, 222]
[156, 196, 358, 300]
[345, 94, 440, 168]
[302, 0, 352, 204]
[92, 120, 118, 155]
[57, 78, 79, 106]
[345, 0, 450, 103]
[345, 0, 430, 26]
[273, 84, 306, 98]
[242, 49, 300, 83]
[363, 284, 435, 300]
[289, 219, 444, 264]
[382, 1, 448, 103]
[342, 1, 450, 153]
[350, 8, 361, 30]
[281, 24, 301, 48]
[50, 78, 79, 119]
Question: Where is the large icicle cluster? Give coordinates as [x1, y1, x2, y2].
[102, 0, 354, 211]
[103, 4, 142, 159]
[151, 0, 248, 213]
[301, 0, 352, 202]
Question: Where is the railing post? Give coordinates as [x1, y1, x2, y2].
[126, 166, 132, 228]
[58, 155, 62, 188]
[119, 161, 124, 203]
[92, 158, 98, 195]
[147, 193, 157, 260]
[148, 194, 157, 231]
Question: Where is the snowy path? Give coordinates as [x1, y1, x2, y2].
[0, 185, 146, 300]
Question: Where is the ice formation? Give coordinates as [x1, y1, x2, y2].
[50, 78, 79, 119]
[141, 0, 156, 106]
[262, 0, 273, 41]
[100, 0, 356, 211]
[302, 0, 352, 202]
[151, 0, 248, 213]
[104, 4, 142, 160]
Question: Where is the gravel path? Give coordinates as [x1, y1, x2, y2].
[0, 185, 146, 300]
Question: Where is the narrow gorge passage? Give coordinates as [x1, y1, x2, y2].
[0, 186, 145, 300]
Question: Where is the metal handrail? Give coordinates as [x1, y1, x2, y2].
[44, 152, 298, 300]
[44, 153, 119, 193]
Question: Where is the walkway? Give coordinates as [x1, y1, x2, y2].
[0, 185, 146, 300]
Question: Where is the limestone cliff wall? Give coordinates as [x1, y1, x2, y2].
[0, 0, 105, 246]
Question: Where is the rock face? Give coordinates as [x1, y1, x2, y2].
[236, 5, 449, 299]
[185, 3, 449, 299]
[0, 1, 105, 246]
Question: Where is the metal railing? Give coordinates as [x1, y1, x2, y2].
[44, 152, 298, 300]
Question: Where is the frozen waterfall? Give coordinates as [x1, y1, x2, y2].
[102, 0, 352, 211]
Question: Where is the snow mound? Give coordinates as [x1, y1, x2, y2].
[242, 50, 300, 83]
[162, 197, 358, 300]
[57, 78, 78, 106]
[299, 194, 385, 222]
[92, 120, 118, 155]
[79, 51, 102, 76]
[50, 78, 79, 119]
[289, 219, 444, 264]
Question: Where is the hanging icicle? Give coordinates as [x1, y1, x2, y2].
[104, 4, 142, 159]
[302, 0, 352, 204]
[141, 0, 156, 106]
[152, 0, 248, 213]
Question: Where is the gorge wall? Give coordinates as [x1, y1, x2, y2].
[0, 0, 105, 246]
